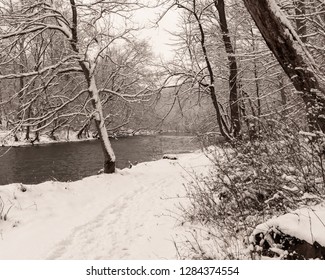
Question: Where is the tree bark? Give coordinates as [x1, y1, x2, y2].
[18, 39, 25, 122]
[176, 1, 234, 141]
[69, 0, 116, 173]
[242, 0, 325, 132]
[89, 76, 116, 173]
[0, 88, 7, 129]
[214, 0, 241, 138]
[193, 7, 232, 141]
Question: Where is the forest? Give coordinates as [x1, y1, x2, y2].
[0, 0, 325, 261]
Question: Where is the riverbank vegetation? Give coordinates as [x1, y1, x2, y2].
[156, 0, 325, 259]
[177, 122, 325, 259]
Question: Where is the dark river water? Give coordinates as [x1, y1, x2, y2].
[0, 135, 200, 185]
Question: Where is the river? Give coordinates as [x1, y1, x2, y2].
[0, 135, 200, 185]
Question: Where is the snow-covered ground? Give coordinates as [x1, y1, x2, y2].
[1, 146, 325, 260]
[0, 151, 212, 260]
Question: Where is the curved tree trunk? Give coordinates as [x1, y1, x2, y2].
[89, 76, 116, 173]
[242, 0, 325, 132]
[70, 0, 115, 173]
[214, 0, 241, 138]
[194, 9, 232, 141]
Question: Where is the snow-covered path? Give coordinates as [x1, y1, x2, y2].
[0, 152, 211, 259]
[46, 166, 185, 260]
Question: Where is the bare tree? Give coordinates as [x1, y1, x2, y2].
[162, 0, 238, 141]
[214, 0, 241, 138]
[0, 0, 154, 172]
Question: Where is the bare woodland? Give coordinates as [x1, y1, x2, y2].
[0, 0, 325, 259]
[1, 0, 324, 170]
[0, 0, 156, 172]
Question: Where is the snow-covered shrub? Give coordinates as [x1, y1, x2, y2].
[180, 120, 325, 259]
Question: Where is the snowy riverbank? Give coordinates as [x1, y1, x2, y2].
[0, 129, 95, 147]
[0, 129, 163, 147]
[0, 151, 212, 259]
[1, 147, 325, 260]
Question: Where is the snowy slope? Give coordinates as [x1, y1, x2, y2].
[0, 152, 211, 259]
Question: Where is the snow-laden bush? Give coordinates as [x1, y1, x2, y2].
[180, 121, 325, 259]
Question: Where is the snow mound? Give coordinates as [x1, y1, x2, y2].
[250, 204, 325, 247]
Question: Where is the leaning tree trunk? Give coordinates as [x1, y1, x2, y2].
[176, 2, 233, 142]
[78, 61, 116, 173]
[215, 0, 241, 138]
[70, 0, 116, 173]
[194, 12, 232, 141]
[242, 0, 325, 132]
[88, 75, 116, 173]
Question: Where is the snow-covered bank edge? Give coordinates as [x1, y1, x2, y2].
[0, 129, 97, 147]
[0, 129, 184, 147]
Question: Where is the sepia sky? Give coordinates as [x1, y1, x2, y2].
[133, 5, 180, 60]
